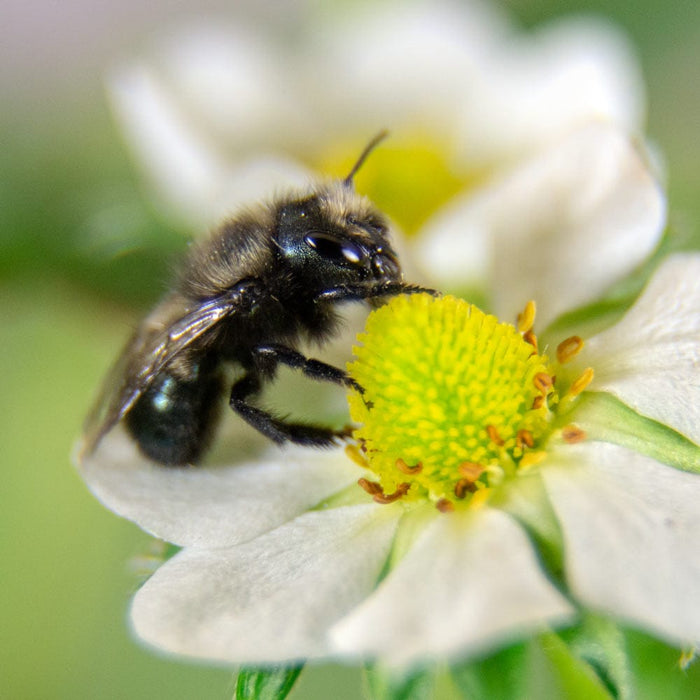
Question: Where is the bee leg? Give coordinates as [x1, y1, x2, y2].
[252, 344, 363, 393]
[229, 371, 343, 447]
[318, 282, 439, 302]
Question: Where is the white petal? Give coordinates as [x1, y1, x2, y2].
[577, 253, 700, 445]
[543, 442, 700, 645]
[157, 22, 308, 148]
[77, 429, 359, 548]
[107, 64, 229, 224]
[331, 507, 574, 666]
[107, 63, 311, 227]
[417, 123, 665, 329]
[311, 0, 505, 135]
[212, 156, 314, 223]
[131, 505, 399, 664]
[455, 17, 644, 165]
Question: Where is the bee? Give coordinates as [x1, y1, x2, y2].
[83, 133, 429, 466]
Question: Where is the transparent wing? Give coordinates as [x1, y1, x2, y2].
[81, 285, 253, 456]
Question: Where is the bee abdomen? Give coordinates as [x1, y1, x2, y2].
[125, 368, 223, 466]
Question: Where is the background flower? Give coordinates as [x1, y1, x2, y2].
[107, 0, 645, 235]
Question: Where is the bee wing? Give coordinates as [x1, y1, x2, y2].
[82, 286, 252, 457]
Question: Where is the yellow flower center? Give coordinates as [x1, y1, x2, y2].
[317, 133, 487, 234]
[347, 294, 592, 511]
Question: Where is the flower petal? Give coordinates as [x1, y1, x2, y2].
[107, 63, 311, 227]
[78, 429, 360, 548]
[455, 17, 644, 165]
[131, 505, 399, 664]
[155, 22, 308, 148]
[417, 123, 665, 329]
[577, 253, 700, 445]
[330, 507, 574, 666]
[543, 442, 700, 645]
[310, 0, 502, 136]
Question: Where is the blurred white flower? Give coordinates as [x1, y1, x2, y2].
[79, 95, 700, 666]
[107, 0, 645, 234]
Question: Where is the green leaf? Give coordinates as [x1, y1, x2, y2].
[364, 664, 436, 700]
[234, 665, 303, 700]
[625, 627, 700, 699]
[559, 615, 633, 699]
[452, 632, 614, 700]
[451, 641, 530, 699]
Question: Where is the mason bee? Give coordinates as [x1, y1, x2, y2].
[82, 133, 429, 466]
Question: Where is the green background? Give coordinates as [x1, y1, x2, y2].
[2, 1, 699, 697]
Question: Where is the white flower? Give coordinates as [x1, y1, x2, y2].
[78, 111, 700, 667]
[77, 0, 700, 673]
[106, 0, 644, 233]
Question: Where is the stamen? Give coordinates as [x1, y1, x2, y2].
[486, 424, 504, 446]
[516, 429, 535, 449]
[561, 425, 586, 444]
[454, 479, 478, 499]
[469, 488, 491, 509]
[458, 461, 485, 480]
[358, 477, 411, 503]
[345, 444, 369, 468]
[435, 498, 455, 513]
[523, 329, 538, 353]
[517, 300, 537, 333]
[556, 335, 584, 364]
[568, 368, 595, 397]
[532, 395, 545, 410]
[533, 372, 554, 395]
[519, 451, 547, 470]
[357, 478, 383, 496]
[373, 483, 411, 504]
[395, 458, 424, 474]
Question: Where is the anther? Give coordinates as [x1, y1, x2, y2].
[568, 367, 595, 397]
[523, 329, 538, 353]
[459, 461, 485, 480]
[486, 424, 504, 446]
[562, 425, 586, 444]
[517, 300, 537, 334]
[436, 498, 455, 513]
[519, 451, 547, 470]
[395, 457, 423, 474]
[469, 488, 491, 509]
[345, 444, 369, 468]
[516, 429, 534, 450]
[357, 478, 383, 496]
[533, 372, 554, 395]
[532, 395, 545, 410]
[454, 479, 478, 499]
[373, 482, 411, 504]
[556, 335, 584, 364]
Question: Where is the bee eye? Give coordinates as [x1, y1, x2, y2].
[304, 234, 363, 265]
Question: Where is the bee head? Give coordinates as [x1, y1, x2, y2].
[273, 132, 402, 295]
[273, 184, 401, 294]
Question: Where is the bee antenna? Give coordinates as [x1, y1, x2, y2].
[343, 130, 389, 187]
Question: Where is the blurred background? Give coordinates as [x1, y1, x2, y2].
[2, 0, 699, 697]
